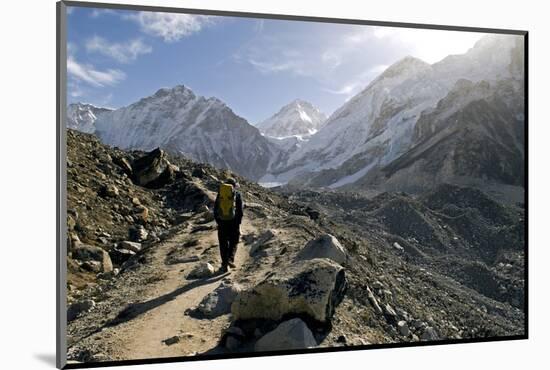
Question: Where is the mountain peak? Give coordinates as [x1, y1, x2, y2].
[153, 84, 195, 98]
[380, 56, 430, 79]
[257, 99, 327, 138]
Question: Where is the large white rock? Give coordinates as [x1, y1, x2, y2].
[231, 258, 346, 323]
[254, 318, 317, 352]
[187, 262, 215, 279]
[295, 234, 348, 265]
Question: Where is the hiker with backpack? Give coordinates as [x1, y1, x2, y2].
[213, 177, 243, 273]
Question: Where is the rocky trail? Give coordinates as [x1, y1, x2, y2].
[65, 129, 525, 364]
[68, 211, 263, 361]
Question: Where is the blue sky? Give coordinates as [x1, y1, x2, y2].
[66, 6, 486, 124]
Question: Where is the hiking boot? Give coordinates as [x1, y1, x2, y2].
[228, 261, 236, 269]
[219, 265, 229, 274]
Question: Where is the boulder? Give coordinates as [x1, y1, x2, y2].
[397, 320, 410, 336]
[162, 336, 180, 346]
[225, 336, 242, 351]
[190, 280, 243, 318]
[176, 212, 193, 223]
[80, 260, 102, 273]
[365, 285, 382, 314]
[421, 327, 439, 341]
[134, 206, 149, 224]
[295, 234, 348, 265]
[254, 318, 317, 352]
[383, 304, 398, 324]
[99, 184, 119, 198]
[231, 258, 346, 323]
[109, 247, 136, 265]
[112, 155, 133, 176]
[72, 244, 103, 261]
[393, 242, 404, 252]
[223, 326, 246, 350]
[120, 241, 142, 253]
[67, 215, 76, 231]
[177, 182, 215, 212]
[102, 252, 113, 273]
[67, 299, 95, 322]
[129, 225, 148, 242]
[72, 244, 113, 273]
[187, 262, 215, 279]
[67, 232, 81, 252]
[132, 148, 175, 188]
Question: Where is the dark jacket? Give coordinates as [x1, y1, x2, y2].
[214, 190, 243, 225]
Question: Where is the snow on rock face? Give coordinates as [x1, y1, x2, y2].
[93, 85, 277, 181]
[267, 34, 524, 188]
[256, 99, 327, 138]
[66, 103, 112, 133]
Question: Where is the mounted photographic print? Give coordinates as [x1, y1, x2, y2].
[56, 1, 528, 368]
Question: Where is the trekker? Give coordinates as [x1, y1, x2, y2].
[213, 177, 243, 273]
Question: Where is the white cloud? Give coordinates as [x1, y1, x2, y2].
[248, 59, 304, 75]
[323, 64, 389, 99]
[237, 21, 487, 104]
[86, 36, 152, 63]
[67, 81, 84, 98]
[367, 26, 486, 63]
[125, 12, 214, 42]
[321, 51, 342, 69]
[67, 55, 126, 87]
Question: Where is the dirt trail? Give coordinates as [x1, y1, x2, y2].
[91, 217, 259, 361]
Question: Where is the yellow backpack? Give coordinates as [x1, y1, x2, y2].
[218, 183, 236, 220]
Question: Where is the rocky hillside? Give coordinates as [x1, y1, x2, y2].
[65, 129, 525, 365]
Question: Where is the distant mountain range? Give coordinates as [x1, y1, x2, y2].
[67, 34, 525, 195]
[264, 34, 525, 194]
[69, 86, 277, 180]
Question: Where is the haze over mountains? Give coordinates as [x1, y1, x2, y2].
[67, 34, 524, 196]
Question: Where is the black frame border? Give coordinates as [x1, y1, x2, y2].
[56, 1, 529, 369]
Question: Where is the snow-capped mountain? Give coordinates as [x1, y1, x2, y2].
[93, 85, 277, 180]
[264, 34, 524, 189]
[256, 99, 327, 138]
[66, 103, 112, 133]
[354, 77, 525, 193]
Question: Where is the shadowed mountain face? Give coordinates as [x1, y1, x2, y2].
[350, 78, 525, 194]
[268, 35, 524, 195]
